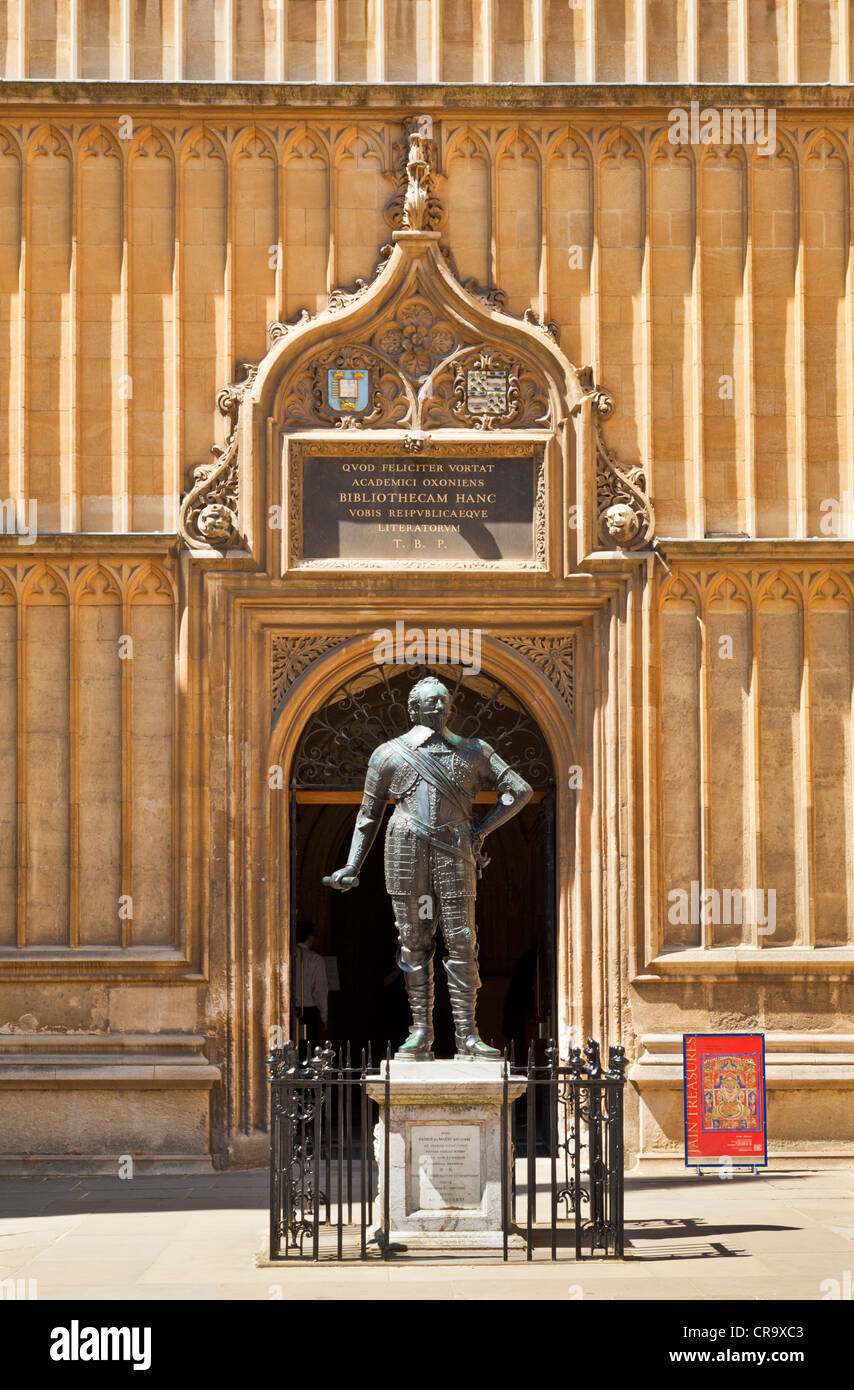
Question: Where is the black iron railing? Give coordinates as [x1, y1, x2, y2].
[502, 1040, 628, 1260]
[268, 1038, 627, 1262]
[268, 1041, 391, 1261]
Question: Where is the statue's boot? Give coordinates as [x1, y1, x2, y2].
[444, 941, 501, 1061]
[394, 959, 434, 1060]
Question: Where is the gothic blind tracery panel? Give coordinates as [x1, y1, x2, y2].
[0, 561, 177, 954]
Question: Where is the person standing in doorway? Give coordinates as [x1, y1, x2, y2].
[293, 919, 329, 1047]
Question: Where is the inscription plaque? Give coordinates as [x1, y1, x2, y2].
[300, 454, 537, 561]
[410, 1124, 482, 1210]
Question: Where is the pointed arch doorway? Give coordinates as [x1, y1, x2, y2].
[288, 661, 556, 1060]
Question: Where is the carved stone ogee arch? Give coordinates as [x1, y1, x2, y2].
[178, 121, 655, 564]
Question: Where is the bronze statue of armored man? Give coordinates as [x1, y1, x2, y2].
[324, 676, 532, 1060]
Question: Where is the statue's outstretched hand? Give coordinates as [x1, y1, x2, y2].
[322, 866, 360, 892]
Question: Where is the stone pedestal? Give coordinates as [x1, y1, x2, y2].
[367, 1059, 525, 1249]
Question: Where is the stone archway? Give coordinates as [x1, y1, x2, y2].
[261, 632, 584, 1078]
[285, 660, 557, 1059]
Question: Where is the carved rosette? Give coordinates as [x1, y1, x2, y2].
[582, 378, 655, 550]
[496, 635, 576, 717]
[179, 363, 258, 551]
[374, 298, 456, 378]
[272, 635, 349, 713]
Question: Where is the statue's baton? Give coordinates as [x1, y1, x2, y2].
[322, 873, 360, 890]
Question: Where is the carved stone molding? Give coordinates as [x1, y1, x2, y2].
[495, 635, 576, 717]
[267, 245, 395, 349]
[438, 244, 507, 313]
[523, 307, 561, 344]
[271, 635, 349, 713]
[179, 363, 258, 551]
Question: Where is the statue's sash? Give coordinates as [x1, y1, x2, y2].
[390, 736, 472, 825]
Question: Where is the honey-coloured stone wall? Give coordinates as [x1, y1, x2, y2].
[1, 112, 854, 539]
[3, 0, 854, 84]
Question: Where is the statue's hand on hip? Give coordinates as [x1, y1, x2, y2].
[471, 829, 490, 875]
[322, 866, 360, 892]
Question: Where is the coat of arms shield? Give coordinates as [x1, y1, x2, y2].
[327, 368, 370, 413]
[466, 368, 508, 416]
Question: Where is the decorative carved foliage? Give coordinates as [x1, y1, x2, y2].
[278, 298, 552, 435]
[523, 308, 560, 343]
[179, 363, 258, 551]
[271, 635, 348, 713]
[496, 636, 575, 716]
[267, 245, 394, 348]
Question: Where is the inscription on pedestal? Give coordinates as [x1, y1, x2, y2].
[410, 1124, 481, 1210]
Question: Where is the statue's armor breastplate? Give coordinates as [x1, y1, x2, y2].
[389, 737, 479, 826]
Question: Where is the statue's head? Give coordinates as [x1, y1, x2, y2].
[408, 676, 452, 733]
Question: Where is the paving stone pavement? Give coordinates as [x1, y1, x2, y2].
[0, 1167, 852, 1301]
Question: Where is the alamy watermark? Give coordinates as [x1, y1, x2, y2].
[668, 102, 776, 155]
[372, 622, 482, 676]
[667, 881, 776, 935]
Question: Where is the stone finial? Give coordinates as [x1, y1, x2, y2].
[385, 116, 443, 234]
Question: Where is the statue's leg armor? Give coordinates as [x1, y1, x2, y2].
[440, 897, 501, 1060]
[392, 895, 435, 1060]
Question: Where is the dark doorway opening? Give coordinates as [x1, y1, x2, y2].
[287, 663, 556, 1061]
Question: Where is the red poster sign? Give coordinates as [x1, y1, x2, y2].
[683, 1033, 767, 1167]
